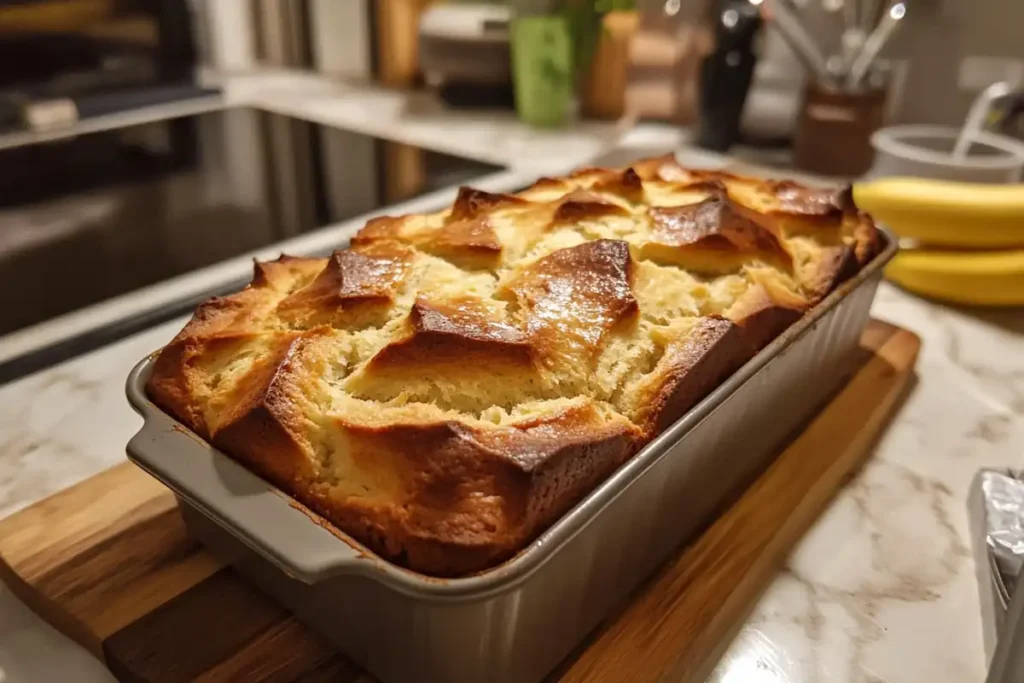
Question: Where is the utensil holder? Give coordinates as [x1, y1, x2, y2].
[793, 81, 888, 177]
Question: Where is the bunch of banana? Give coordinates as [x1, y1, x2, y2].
[853, 177, 1024, 306]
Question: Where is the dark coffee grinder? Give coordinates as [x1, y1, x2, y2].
[695, 0, 765, 152]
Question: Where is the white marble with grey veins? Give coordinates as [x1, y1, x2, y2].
[711, 285, 1024, 683]
[1, 73, 1023, 683]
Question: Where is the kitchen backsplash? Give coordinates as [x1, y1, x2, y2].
[188, 0, 1022, 130]
[886, 0, 1024, 127]
[642, 0, 1022, 128]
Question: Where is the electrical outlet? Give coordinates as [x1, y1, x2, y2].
[959, 56, 1024, 92]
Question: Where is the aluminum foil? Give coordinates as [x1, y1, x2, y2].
[982, 471, 1024, 591]
[970, 469, 1024, 662]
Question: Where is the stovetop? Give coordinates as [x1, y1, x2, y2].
[0, 106, 504, 339]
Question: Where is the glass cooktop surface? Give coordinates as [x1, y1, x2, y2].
[0, 107, 504, 338]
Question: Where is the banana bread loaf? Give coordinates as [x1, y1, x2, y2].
[146, 155, 880, 576]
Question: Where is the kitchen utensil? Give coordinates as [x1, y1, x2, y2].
[840, 27, 867, 73]
[954, 82, 1016, 159]
[847, 1, 905, 88]
[765, 0, 835, 85]
[858, 0, 880, 31]
[993, 93, 1024, 142]
[867, 124, 1024, 183]
[0, 320, 919, 683]
[841, 0, 858, 34]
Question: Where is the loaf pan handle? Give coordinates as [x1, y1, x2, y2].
[125, 359, 366, 584]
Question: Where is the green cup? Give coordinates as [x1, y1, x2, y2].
[511, 14, 575, 128]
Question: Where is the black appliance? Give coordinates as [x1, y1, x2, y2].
[0, 0, 214, 132]
[0, 107, 505, 380]
[695, 0, 765, 152]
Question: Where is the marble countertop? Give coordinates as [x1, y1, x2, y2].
[1, 70, 1023, 683]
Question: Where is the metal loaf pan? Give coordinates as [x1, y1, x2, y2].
[126, 229, 896, 683]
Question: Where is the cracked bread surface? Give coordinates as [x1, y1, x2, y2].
[146, 155, 880, 576]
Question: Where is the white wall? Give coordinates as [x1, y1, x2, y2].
[192, 0, 371, 78]
[192, 0, 257, 71]
[309, 0, 372, 79]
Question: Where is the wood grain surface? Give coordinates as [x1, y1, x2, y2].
[0, 320, 920, 683]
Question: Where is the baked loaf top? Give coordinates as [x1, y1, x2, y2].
[147, 155, 880, 576]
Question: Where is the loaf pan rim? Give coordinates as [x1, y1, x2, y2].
[126, 227, 897, 599]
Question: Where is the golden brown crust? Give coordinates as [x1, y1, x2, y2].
[304, 403, 639, 574]
[370, 298, 534, 369]
[726, 289, 805, 353]
[145, 155, 881, 576]
[275, 242, 412, 324]
[642, 195, 792, 273]
[552, 189, 631, 223]
[591, 167, 645, 201]
[450, 186, 530, 221]
[355, 210, 505, 270]
[765, 179, 849, 218]
[628, 317, 753, 434]
[430, 218, 503, 256]
[805, 244, 861, 300]
[210, 332, 325, 488]
[503, 239, 639, 362]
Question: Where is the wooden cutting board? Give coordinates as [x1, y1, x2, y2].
[0, 320, 920, 683]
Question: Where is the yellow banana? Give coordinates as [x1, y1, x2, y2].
[853, 177, 1024, 248]
[885, 248, 1024, 306]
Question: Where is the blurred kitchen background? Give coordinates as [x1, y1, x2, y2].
[224, 0, 1023, 125]
[2, 0, 1022, 138]
[0, 0, 1022, 383]
[241, 0, 1023, 136]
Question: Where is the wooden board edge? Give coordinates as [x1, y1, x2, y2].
[557, 320, 921, 681]
[679, 327, 920, 683]
[0, 555, 106, 661]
